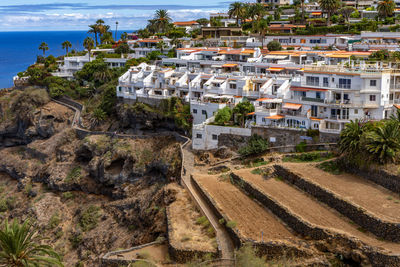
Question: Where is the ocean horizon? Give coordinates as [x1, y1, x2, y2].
[0, 30, 133, 89]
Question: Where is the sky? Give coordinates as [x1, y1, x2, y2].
[0, 0, 247, 32]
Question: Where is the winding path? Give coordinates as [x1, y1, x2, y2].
[52, 97, 235, 260]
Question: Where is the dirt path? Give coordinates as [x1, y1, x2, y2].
[234, 168, 400, 254]
[181, 142, 235, 259]
[283, 163, 400, 223]
[193, 173, 298, 242]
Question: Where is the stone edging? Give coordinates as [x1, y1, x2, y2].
[230, 172, 400, 267]
[274, 165, 400, 243]
[101, 240, 162, 266]
[190, 175, 315, 261]
[166, 206, 220, 263]
[337, 158, 400, 194]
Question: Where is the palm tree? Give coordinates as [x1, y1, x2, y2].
[38, 42, 49, 57]
[0, 219, 63, 267]
[100, 32, 114, 45]
[154, 9, 172, 33]
[301, 0, 305, 23]
[339, 119, 367, 156]
[156, 41, 168, 54]
[255, 19, 269, 48]
[228, 2, 245, 26]
[364, 121, 400, 164]
[121, 32, 128, 41]
[378, 0, 396, 18]
[83, 37, 94, 61]
[390, 109, 400, 123]
[88, 24, 100, 46]
[61, 41, 72, 55]
[318, 0, 341, 26]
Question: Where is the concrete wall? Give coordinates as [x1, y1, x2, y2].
[251, 126, 311, 147]
[230, 173, 400, 267]
[192, 125, 251, 150]
[274, 165, 400, 243]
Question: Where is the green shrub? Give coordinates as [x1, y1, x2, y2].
[48, 213, 61, 230]
[66, 166, 81, 184]
[317, 161, 342, 175]
[79, 205, 101, 231]
[236, 243, 266, 267]
[295, 141, 307, 152]
[0, 199, 7, 212]
[226, 221, 237, 228]
[267, 41, 282, 51]
[69, 232, 83, 248]
[62, 192, 74, 200]
[238, 135, 269, 157]
[214, 107, 233, 125]
[5, 196, 16, 210]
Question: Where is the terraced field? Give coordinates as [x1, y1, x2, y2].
[233, 167, 400, 255]
[193, 174, 297, 243]
[282, 162, 400, 223]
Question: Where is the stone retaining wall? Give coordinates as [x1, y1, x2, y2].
[230, 173, 400, 267]
[190, 175, 315, 261]
[274, 165, 400, 243]
[337, 158, 400, 194]
[166, 206, 220, 263]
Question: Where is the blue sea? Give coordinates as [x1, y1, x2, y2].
[0, 31, 128, 89]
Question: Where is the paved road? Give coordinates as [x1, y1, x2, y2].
[181, 141, 235, 259]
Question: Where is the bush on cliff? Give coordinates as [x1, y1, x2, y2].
[238, 135, 269, 157]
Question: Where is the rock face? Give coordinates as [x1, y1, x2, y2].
[0, 88, 73, 147]
[0, 88, 183, 267]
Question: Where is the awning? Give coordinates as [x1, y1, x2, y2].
[291, 86, 327, 92]
[256, 97, 271, 101]
[268, 67, 285, 72]
[311, 12, 322, 15]
[283, 103, 302, 110]
[326, 54, 350, 58]
[222, 63, 238, 68]
[247, 112, 255, 116]
[265, 115, 285, 120]
[311, 117, 322, 121]
[264, 55, 288, 59]
[394, 104, 400, 109]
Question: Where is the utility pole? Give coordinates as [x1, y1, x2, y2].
[115, 21, 119, 41]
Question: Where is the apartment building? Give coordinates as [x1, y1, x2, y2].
[127, 38, 173, 59]
[256, 0, 291, 6]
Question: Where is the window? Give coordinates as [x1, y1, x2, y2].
[212, 134, 218, 140]
[306, 76, 319, 86]
[196, 134, 202, 139]
[229, 83, 237, 89]
[354, 109, 358, 114]
[323, 77, 329, 87]
[118, 87, 122, 92]
[370, 80, 377, 86]
[369, 95, 376, 101]
[262, 118, 266, 123]
[193, 109, 197, 114]
[316, 92, 321, 99]
[202, 110, 207, 115]
[338, 78, 351, 89]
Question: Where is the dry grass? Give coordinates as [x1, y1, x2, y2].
[167, 184, 216, 252]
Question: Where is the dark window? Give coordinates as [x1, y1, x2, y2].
[196, 134, 202, 139]
[370, 80, 377, 86]
[338, 78, 351, 89]
[369, 95, 376, 101]
[202, 110, 207, 115]
[193, 109, 197, 114]
[306, 76, 319, 86]
[212, 134, 218, 140]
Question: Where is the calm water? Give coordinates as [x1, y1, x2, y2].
[0, 31, 128, 88]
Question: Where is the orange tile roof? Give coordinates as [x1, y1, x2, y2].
[265, 115, 285, 120]
[394, 104, 400, 109]
[311, 117, 322, 121]
[173, 21, 199, 26]
[137, 39, 160, 43]
[247, 112, 255, 116]
[268, 67, 285, 72]
[222, 63, 238, 68]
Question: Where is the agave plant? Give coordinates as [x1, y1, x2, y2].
[0, 219, 63, 267]
[364, 121, 400, 164]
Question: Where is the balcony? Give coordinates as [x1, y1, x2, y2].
[301, 97, 325, 103]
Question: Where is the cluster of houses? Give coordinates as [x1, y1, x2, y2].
[116, 47, 400, 149]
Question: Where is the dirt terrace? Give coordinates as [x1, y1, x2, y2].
[282, 163, 400, 223]
[167, 184, 217, 252]
[234, 167, 400, 255]
[193, 174, 298, 243]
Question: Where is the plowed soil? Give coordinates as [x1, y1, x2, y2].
[282, 163, 400, 223]
[234, 168, 400, 254]
[193, 174, 297, 242]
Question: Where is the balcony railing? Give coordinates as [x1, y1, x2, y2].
[301, 97, 325, 103]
